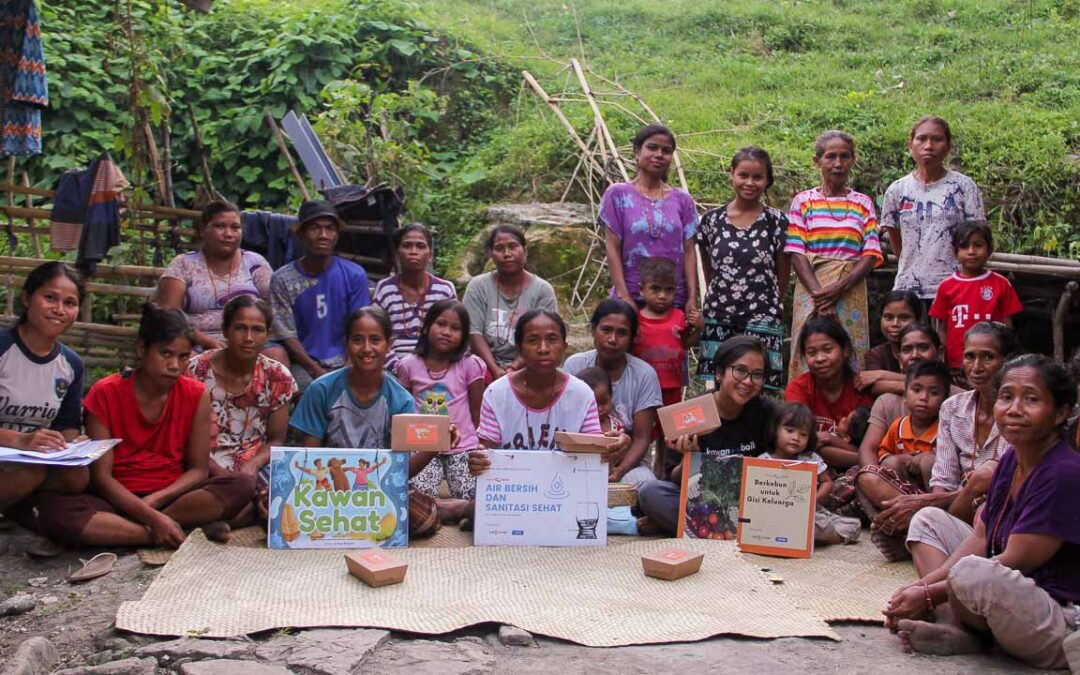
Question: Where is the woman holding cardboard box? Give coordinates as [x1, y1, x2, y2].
[636, 336, 776, 535]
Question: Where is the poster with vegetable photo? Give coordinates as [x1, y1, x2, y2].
[676, 454, 743, 540]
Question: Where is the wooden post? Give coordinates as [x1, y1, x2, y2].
[21, 172, 41, 257]
[570, 58, 629, 182]
[265, 112, 312, 201]
[1053, 281, 1078, 362]
[187, 104, 219, 199]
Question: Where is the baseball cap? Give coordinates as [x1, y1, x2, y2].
[295, 200, 343, 232]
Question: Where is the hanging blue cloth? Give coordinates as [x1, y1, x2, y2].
[0, 0, 48, 156]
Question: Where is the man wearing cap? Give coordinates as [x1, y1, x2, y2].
[269, 201, 370, 389]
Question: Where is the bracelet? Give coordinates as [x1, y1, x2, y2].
[922, 582, 935, 610]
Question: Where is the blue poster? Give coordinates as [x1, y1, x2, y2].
[267, 447, 409, 549]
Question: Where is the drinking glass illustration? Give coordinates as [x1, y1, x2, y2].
[576, 501, 599, 539]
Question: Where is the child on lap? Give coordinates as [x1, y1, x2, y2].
[877, 360, 950, 492]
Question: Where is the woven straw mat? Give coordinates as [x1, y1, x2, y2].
[117, 531, 837, 646]
[743, 541, 916, 622]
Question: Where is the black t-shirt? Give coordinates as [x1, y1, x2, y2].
[863, 342, 901, 373]
[663, 396, 775, 477]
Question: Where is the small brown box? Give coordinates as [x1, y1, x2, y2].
[391, 414, 451, 452]
[345, 550, 408, 587]
[554, 431, 621, 453]
[641, 548, 705, 581]
[656, 394, 721, 440]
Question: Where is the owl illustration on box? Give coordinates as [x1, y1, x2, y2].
[422, 385, 451, 416]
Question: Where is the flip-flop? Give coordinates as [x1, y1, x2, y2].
[67, 552, 117, 583]
[27, 537, 62, 559]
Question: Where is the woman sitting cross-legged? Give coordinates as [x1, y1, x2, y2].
[289, 306, 462, 536]
[187, 296, 297, 522]
[883, 354, 1080, 669]
[35, 304, 256, 548]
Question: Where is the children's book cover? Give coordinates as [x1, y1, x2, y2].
[676, 454, 743, 540]
[268, 447, 408, 549]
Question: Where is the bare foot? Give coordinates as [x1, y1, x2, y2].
[897, 619, 982, 656]
[636, 516, 661, 536]
[203, 521, 232, 543]
[436, 498, 472, 524]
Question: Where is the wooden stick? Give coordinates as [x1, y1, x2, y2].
[187, 103, 219, 199]
[522, 71, 606, 176]
[992, 252, 1080, 268]
[0, 256, 163, 279]
[160, 119, 175, 208]
[570, 58, 628, 182]
[21, 172, 41, 257]
[265, 112, 312, 201]
[1053, 281, 1078, 362]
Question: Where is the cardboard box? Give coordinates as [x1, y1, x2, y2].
[553, 431, 620, 453]
[656, 394, 721, 440]
[641, 548, 705, 581]
[345, 550, 408, 587]
[391, 414, 451, 452]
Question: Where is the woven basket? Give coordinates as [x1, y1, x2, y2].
[607, 483, 638, 507]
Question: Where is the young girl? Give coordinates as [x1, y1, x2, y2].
[785, 316, 874, 470]
[856, 290, 922, 396]
[289, 306, 463, 534]
[759, 402, 860, 545]
[575, 367, 624, 434]
[34, 304, 256, 549]
[395, 300, 486, 501]
[697, 146, 789, 391]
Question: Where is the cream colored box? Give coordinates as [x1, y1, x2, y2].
[641, 548, 705, 581]
[390, 414, 451, 452]
[345, 550, 408, 587]
[554, 431, 620, 453]
[656, 394, 721, 440]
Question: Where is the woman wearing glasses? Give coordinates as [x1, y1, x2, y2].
[636, 336, 775, 535]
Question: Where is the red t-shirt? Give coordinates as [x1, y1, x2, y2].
[929, 271, 1023, 367]
[632, 309, 687, 389]
[84, 372, 205, 493]
[784, 371, 873, 435]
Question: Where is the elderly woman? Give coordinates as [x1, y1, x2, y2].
[786, 130, 883, 380]
[372, 223, 457, 371]
[883, 354, 1079, 670]
[601, 123, 699, 313]
[462, 225, 558, 380]
[564, 299, 659, 486]
[157, 199, 287, 364]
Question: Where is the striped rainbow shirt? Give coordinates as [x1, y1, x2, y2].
[783, 188, 883, 265]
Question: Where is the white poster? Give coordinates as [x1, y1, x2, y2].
[474, 450, 608, 547]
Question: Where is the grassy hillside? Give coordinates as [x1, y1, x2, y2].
[419, 0, 1080, 256]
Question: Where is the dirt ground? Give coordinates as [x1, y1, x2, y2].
[0, 525, 1050, 674]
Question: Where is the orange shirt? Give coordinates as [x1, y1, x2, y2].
[878, 415, 938, 461]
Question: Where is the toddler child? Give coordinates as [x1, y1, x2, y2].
[929, 221, 1022, 383]
[759, 402, 860, 545]
[877, 359, 950, 491]
[576, 367, 624, 434]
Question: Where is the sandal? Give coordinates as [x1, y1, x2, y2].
[67, 552, 117, 583]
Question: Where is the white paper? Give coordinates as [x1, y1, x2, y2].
[0, 439, 119, 466]
[474, 449, 608, 547]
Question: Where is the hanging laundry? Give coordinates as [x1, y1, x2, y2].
[241, 210, 300, 270]
[0, 0, 48, 157]
[77, 152, 128, 276]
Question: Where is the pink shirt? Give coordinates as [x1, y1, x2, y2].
[477, 372, 601, 450]
[395, 354, 487, 452]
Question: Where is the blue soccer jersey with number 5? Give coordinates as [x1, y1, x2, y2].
[269, 257, 370, 367]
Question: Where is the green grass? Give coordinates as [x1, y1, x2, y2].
[417, 0, 1080, 255]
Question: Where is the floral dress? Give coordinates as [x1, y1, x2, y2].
[696, 205, 788, 391]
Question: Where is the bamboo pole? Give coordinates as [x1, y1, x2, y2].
[187, 103, 219, 200]
[522, 70, 606, 176]
[992, 252, 1080, 268]
[21, 173, 41, 257]
[570, 58, 629, 182]
[0, 256, 163, 280]
[1053, 281, 1078, 362]
[265, 113, 312, 201]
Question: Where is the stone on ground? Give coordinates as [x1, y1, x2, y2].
[135, 638, 253, 663]
[53, 657, 157, 675]
[362, 637, 495, 675]
[1, 637, 58, 675]
[0, 594, 36, 617]
[253, 628, 390, 675]
[180, 660, 291, 675]
[497, 625, 534, 647]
